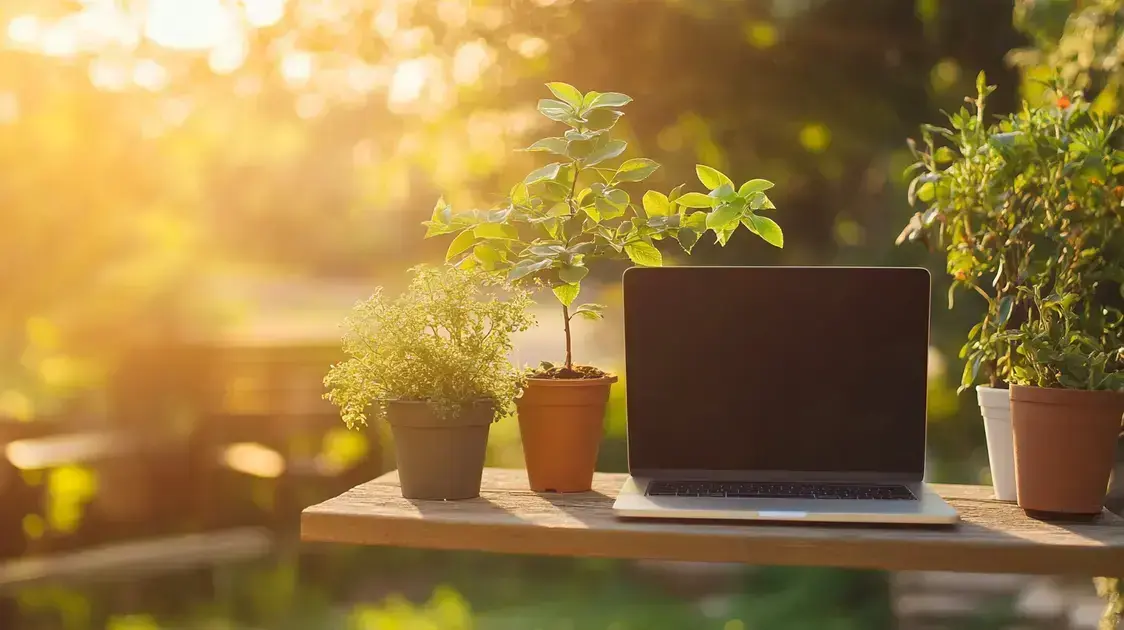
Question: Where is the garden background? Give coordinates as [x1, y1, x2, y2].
[0, 0, 1120, 628]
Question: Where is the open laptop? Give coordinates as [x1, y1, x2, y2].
[611, 266, 958, 526]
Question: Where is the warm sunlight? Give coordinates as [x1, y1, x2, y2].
[144, 0, 234, 50]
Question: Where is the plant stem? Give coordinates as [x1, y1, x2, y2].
[562, 303, 573, 371]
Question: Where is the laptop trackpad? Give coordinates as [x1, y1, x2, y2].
[758, 511, 808, 519]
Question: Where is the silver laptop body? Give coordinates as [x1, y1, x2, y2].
[611, 266, 958, 526]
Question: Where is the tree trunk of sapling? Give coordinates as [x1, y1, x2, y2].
[562, 303, 573, 371]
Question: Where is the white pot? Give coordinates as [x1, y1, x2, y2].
[977, 386, 1016, 501]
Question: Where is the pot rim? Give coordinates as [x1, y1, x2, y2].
[523, 374, 618, 387]
[386, 398, 494, 406]
[1010, 384, 1124, 407]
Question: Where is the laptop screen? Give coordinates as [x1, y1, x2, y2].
[622, 266, 930, 476]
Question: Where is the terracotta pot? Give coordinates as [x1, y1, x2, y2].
[386, 400, 494, 500]
[516, 375, 617, 492]
[1010, 385, 1124, 519]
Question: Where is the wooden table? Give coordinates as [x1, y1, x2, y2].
[302, 468, 1124, 576]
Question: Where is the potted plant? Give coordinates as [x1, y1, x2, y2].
[323, 265, 534, 500]
[899, 72, 1026, 500]
[1007, 289, 1124, 519]
[900, 74, 1124, 515]
[424, 82, 782, 491]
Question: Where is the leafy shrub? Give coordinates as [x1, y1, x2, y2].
[323, 265, 534, 428]
[899, 72, 1124, 391]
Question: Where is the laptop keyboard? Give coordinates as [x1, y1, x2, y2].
[645, 481, 916, 501]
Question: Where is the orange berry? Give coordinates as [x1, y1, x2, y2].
[1057, 95, 1072, 109]
[1114, 186, 1124, 199]
[954, 270, 967, 281]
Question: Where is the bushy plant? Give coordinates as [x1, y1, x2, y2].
[898, 72, 1124, 392]
[1007, 287, 1124, 389]
[323, 265, 535, 428]
[424, 82, 782, 376]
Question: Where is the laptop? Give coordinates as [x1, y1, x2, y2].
[611, 266, 959, 526]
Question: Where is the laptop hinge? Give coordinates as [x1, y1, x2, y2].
[630, 469, 924, 484]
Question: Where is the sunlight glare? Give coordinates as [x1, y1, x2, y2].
[372, 5, 398, 38]
[133, 59, 169, 91]
[208, 36, 248, 74]
[222, 442, 285, 478]
[89, 58, 131, 91]
[452, 40, 493, 86]
[388, 58, 430, 107]
[145, 0, 233, 50]
[281, 51, 314, 87]
[0, 93, 19, 124]
[508, 34, 548, 59]
[6, 15, 39, 46]
[243, 0, 287, 29]
[41, 24, 79, 57]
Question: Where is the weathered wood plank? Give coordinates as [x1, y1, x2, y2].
[301, 468, 1124, 576]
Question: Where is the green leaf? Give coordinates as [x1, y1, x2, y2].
[582, 204, 601, 222]
[603, 188, 629, 210]
[696, 165, 733, 190]
[616, 158, 660, 183]
[642, 190, 671, 216]
[683, 211, 707, 230]
[546, 82, 583, 109]
[566, 137, 595, 160]
[537, 99, 573, 123]
[510, 182, 529, 207]
[584, 139, 627, 166]
[737, 179, 774, 196]
[706, 203, 742, 230]
[523, 137, 569, 155]
[558, 264, 589, 284]
[996, 296, 1014, 326]
[581, 91, 601, 109]
[431, 196, 450, 222]
[676, 228, 700, 253]
[539, 179, 571, 202]
[624, 241, 662, 266]
[715, 224, 737, 247]
[445, 230, 477, 261]
[933, 146, 956, 163]
[524, 162, 563, 185]
[668, 184, 686, 203]
[595, 197, 626, 220]
[474, 223, 520, 240]
[586, 92, 632, 110]
[553, 282, 580, 306]
[508, 258, 552, 281]
[529, 244, 566, 257]
[744, 214, 784, 248]
[584, 108, 624, 131]
[916, 181, 935, 202]
[569, 242, 595, 255]
[676, 192, 716, 208]
[572, 303, 605, 320]
[709, 183, 737, 202]
[473, 244, 502, 270]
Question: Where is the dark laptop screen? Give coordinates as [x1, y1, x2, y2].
[622, 266, 930, 476]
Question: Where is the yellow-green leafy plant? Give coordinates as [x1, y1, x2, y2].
[898, 72, 1124, 391]
[323, 265, 534, 428]
[423, 82, 782, 377]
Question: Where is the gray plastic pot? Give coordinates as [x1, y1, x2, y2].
[386, 400, 494, 500]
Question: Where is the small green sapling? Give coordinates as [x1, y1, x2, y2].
[424, 82, 782, 376]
